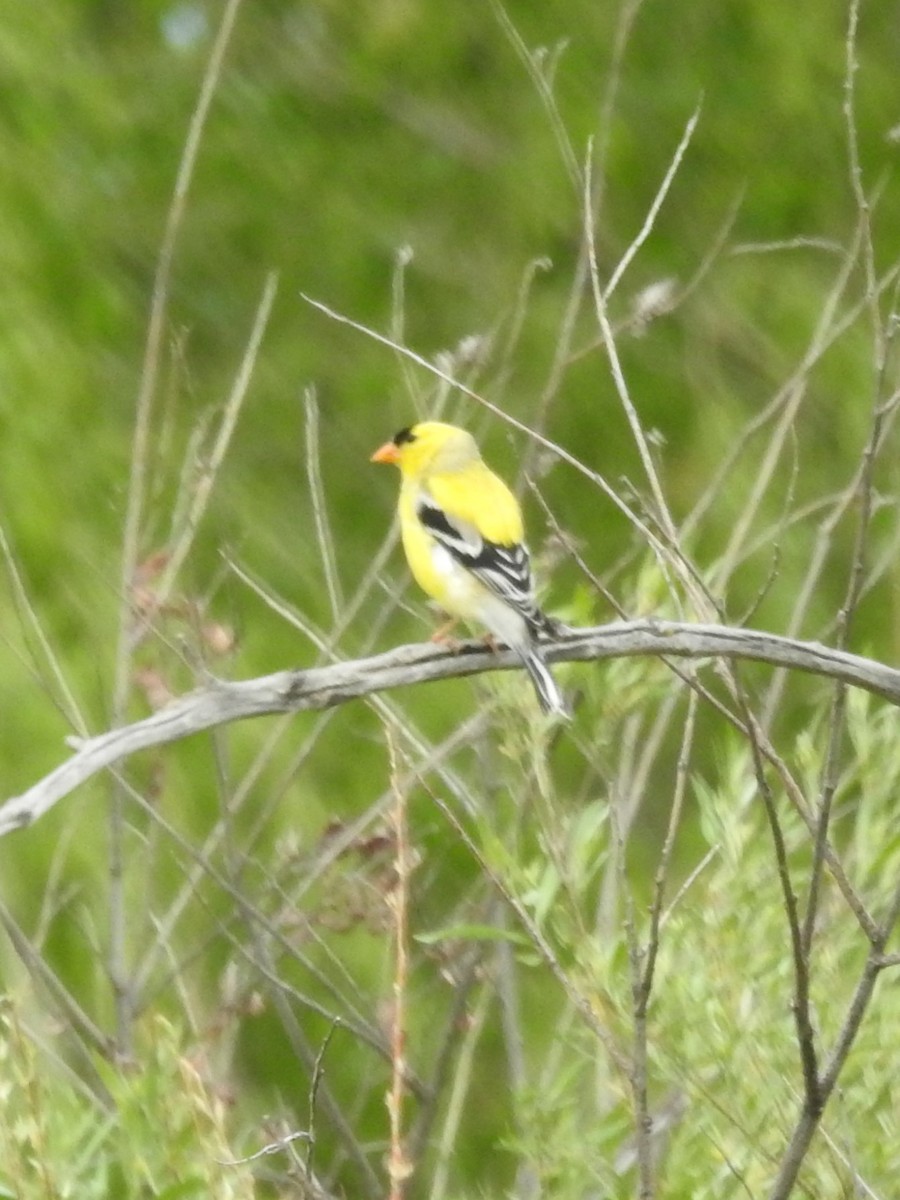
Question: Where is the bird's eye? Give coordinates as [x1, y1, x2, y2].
[393, 427, 416, 446]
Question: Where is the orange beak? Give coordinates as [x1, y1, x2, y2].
[370, 441, 400, 465]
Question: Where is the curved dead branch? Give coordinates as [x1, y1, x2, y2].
[2, 618, 899, 839]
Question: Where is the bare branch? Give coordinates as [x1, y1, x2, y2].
[4, 620, 900, 839]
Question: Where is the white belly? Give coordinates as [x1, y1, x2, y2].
[431, 544, 529, 650]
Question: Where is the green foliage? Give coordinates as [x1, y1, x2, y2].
[476, 687, 900, 1198]
[0, 1001, 254, 1199]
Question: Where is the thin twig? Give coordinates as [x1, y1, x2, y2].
[407, 940, 486, 1169]
[306, 1018, 341, 1174]
[385, 726, 413, 1199]
[738, 690, 820, 1116]
[592, 0, 647, 219]
[603, 103, 702, 302]
[584, 136, 718, 624]
[488, 0, 582, 193]
[304, 386, 345, 622]
[517, 242, 590, 489]
[0, 898, 111, 1059]
[390, 244, 421, 409]
[416, 775, 630, 1075]
[640, 690, 698, 1004]
[609, 778, 653, 1199]
[426, 984, 492, 1200]
[583, 142, 684, 561]
[802, 0, 896, 965]
[769, 871, 900, 1200]
[681, 218, 877, 545]
[300, 291, 672, 561]
[157, 271, 278, 609]
[118, 0, 245, 657]
[108, 0, 245, 1054]
[0, 523, 88, 737]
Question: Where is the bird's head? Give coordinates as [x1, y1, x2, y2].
[370, 422, 480, 477]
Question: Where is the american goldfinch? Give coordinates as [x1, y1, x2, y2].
[371, 421, 568, 717]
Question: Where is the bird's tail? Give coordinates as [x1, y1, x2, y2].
[522, 650, 569, 719]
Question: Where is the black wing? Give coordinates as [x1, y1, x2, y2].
[417, 494, 552, 634]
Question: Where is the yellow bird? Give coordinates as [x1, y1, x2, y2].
[371, 421, 567, 717]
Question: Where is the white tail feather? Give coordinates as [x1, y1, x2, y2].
[522, 651, 569, 719]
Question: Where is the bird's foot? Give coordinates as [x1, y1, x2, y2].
[430, 617, 462, 651]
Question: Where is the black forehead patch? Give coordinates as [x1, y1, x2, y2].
[392, 426, 416, 446]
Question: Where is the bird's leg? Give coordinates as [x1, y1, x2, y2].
[430, 616, 462, 649]
[481, 633, 500, 654]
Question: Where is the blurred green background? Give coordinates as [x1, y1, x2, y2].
[2, 0, 900, 1195]
[3, 0, 898, 762]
